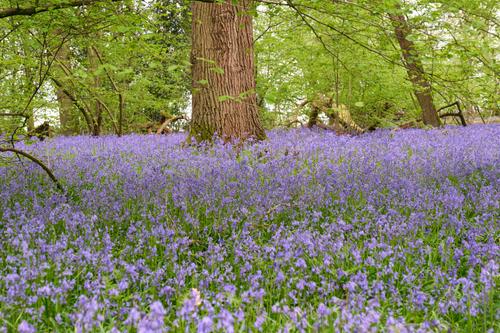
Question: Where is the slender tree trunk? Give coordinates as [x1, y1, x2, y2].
[330, 56, 340, 127]
[55, 86, 74, 134]
[87, 45, 103, 136]
[51, 77, 95, 133]
[389, 12, 440, 127]
[20, 43, 35, 132]
[54, 39, 75, 135]
[23, 65, 35, 132]
[91, 45, 124, 136]
[190, 0, 265, 142]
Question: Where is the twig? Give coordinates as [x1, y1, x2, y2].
[253, 21, 283, 44]
[285, 0, 349, 71]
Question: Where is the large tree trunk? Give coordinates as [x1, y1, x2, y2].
[190, 0, 265, 142]
[390, 12, 440, 127]
[54, 39, 75, 135]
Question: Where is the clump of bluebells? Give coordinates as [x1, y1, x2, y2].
[0, 125, 498, 332]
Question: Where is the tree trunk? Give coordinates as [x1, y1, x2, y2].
[55, 86, 74, 134]
[190, 0, 265, 142]
[307, 106, 320, 128]
[54, 40, 75, 135]
[390, 11, 440, 127]
[51, 77, 95, 133]
[23, 68, 35, 132]
[331, 56, 340, 128]
[20, 43, 36, 132]
[87, 45, 103, 136]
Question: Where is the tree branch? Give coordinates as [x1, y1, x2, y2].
[51, 77, 95, 133]
[437, 101, 467, 127]
[285, 0, 349, 71]
[0, 147, 64, 192]
[0, 0, 122, 19]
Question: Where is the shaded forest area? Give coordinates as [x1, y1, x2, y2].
[0, 0, 498, 143]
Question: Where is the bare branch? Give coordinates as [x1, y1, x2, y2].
[0, 147, 64, 192]
[253, 21, 283, 44]
[438, 101, 467, 126]
[51, 77, 95, 133]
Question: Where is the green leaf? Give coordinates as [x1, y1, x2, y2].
[167, 65, 180, 72]
[209, 67, 224, 75]
[196, 57, 216, 65]
[218, 95, 233, 102]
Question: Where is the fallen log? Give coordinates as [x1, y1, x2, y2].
[156, 115, 185, 134]
[28, 121, 51, 141]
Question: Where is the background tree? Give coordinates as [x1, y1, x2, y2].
[0, 0, 498, 140]
[388, 3, 440, 127]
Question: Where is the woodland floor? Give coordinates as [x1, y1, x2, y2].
[0, 125, 499, 332]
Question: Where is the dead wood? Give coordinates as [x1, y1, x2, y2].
[437, 101, 467, 126]
[285, 119, 304, 128]
[156, 115, 185, 134]
[28, 121, 52, 141]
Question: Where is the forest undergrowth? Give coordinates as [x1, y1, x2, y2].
[0, 126, 498, 332]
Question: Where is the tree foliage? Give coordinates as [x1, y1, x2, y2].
[0, 0, 498, 136]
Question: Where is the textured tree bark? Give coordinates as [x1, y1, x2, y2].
[54, 39, 75, 135]
[390, 12, 440, 127]
[190, 0, 265, 142]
